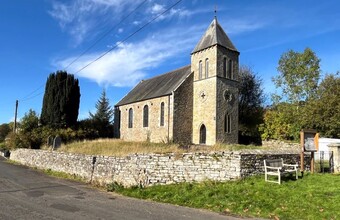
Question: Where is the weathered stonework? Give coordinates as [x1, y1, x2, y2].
[173, 73, 193, 144]
[192, 47, 218, 145]
[216, 79, 239, 144]
[114, 18, 240, 145]
[328, 143, 340, 173]
[191, 44, 239, 145]
[10, 148, 307, 187]
[117, 96, 173, 143]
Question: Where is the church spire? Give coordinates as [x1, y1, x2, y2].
[191, 17, 238, 54]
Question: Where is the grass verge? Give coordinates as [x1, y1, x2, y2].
[56, 138, 263, 156]
[43, 168, 85, 182]
[107, 173, 340, 220]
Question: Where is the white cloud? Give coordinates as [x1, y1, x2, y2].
[56, 26, 201, 87]
[48, 0, 144, 45]
[225, 19, 267, 34]
[132, 20, 141, 26]
[49, 2, 74, 28]
[148, 3, 191, 21]
[151, 3, 165, 15]
[49, 0, 192, 46]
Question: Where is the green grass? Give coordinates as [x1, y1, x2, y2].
[43, 168, 85, 182]
[56, 138, 264, 157]
[108, 174, 340, 220]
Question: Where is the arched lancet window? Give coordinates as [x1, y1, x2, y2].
[223, 57, 227, 78]
[205, 58, 209, 78]
[227, 60, 232, 79]
[160, 102, 165, 126]
[118, 110, 121, 129]
[128, 108, 133, 128]
[224, 114, 231, 133]
[199, 124, 206, 144]
[143, 105, 149, 127]
[199, 60, 202, 79]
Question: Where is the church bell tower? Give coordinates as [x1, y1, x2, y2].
[191, 17, 239, 145]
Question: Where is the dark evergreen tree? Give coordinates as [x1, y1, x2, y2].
[40, 71, 80, 128]
[238, 65, 265, 145]
[89, 89, 114, 137]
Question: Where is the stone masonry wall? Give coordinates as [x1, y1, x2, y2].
[192, 47, 218, 145]
[118, 95, 173, 143]
[215, 46, 239, 144]
[10, 149, 304, 187]
[173, 73, 193, 144]
[216, 78, 239, 144]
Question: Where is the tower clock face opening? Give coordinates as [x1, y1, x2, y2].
[224, 90, 233, 102]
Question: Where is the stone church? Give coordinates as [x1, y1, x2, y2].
[114, 17, 239, 145]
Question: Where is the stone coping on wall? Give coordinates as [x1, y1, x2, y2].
[237, 149, 300, 154]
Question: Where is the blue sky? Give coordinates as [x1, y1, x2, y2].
[0, 0, 339, 124]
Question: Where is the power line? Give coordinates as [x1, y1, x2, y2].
[20, 91, 45, 102]
[20, 84, 45, 102]
[64, 0, 148, 70]
[18, 0, 148, 102]
[74, 0, 183, 74]
[17, 0, 183, 105]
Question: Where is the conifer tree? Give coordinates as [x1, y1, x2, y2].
[89, 89, 114, 137]
[40, 71, 80, 128]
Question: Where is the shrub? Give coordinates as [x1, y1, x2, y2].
[5, 132, 29, 149]
[107, 182, 125, 192]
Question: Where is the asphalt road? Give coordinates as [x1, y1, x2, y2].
[0, 157, 246, 220]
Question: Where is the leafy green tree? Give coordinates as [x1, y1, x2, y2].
[20, 109, 39, 133]
[0, 123, 11, 142]
[261, 48, 321, 141]
[7, 109, 42, 149]
[260, 103, 301, 140]
[303, 73, 340, 138]
[89, 90, 114, 137]
[238, 65, 265, 145]
[40, 71, 81, 128]
[274, 47, 321, 103]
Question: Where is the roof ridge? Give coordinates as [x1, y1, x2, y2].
[140, 64, 191, 82]
[116, 65, 192, 106]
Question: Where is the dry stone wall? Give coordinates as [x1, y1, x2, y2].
[10, 149, 304, 187]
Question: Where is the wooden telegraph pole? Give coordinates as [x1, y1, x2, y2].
[13, 100, 18, 133]
[300, 130, 304, 173]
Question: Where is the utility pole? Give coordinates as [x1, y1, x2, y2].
[13, 100, 18, 133]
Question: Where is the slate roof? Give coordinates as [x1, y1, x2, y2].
[116, 65, 191, 106]
[192, 17, 238, 54]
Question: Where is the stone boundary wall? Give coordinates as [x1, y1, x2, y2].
[10, 149, 306, 187]
[262, 140, 300, 151]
